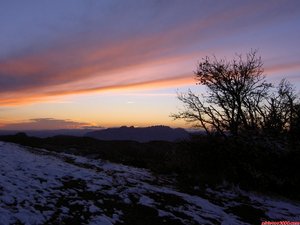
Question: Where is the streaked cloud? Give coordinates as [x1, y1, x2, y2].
[0, 118, 90, 130]
[0, 74, 193, 105]
[1, 1, 299, 106]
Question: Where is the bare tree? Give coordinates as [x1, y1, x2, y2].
[172, 51, 273, 136]
[263, 79, 299, 136]
[290, 104, 300, 139]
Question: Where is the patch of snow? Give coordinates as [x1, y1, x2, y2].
[89, 215, 113, 225]
[138, 195, 155, 207]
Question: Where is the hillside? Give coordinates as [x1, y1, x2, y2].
[0, 129, 95, 138]
[85, 126, 190, 142]
[1, 141, 300, 224]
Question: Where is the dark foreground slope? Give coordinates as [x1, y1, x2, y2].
[0, 133, 178, 170]
[1, 141, 300, 225]
[1, 133, 300, 201]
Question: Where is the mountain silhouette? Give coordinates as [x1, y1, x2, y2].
[85, 126, 189, 142]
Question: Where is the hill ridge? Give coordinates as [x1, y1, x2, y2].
[85, 125, 190, 142]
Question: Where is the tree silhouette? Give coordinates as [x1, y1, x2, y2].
[172, 51, 299, 137]
[263, 79, 298, 136]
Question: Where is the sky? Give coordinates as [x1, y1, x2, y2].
[1, 0, 300, 130]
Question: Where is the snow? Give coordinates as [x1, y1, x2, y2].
[0, 141, 300, 224]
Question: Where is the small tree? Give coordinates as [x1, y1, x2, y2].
[172, 51, 298, 137]
[290, 104, 300, 139]
[263, 79, 298, 136]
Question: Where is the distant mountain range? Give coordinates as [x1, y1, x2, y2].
[0, 126, 191, 142]
[0, 129, 91, 138]
[85, 126, 190, 142]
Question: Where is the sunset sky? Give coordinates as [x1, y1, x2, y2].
[1, 0, 300, 130]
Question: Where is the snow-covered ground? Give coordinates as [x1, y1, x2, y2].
[0, 141, 299, 225]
